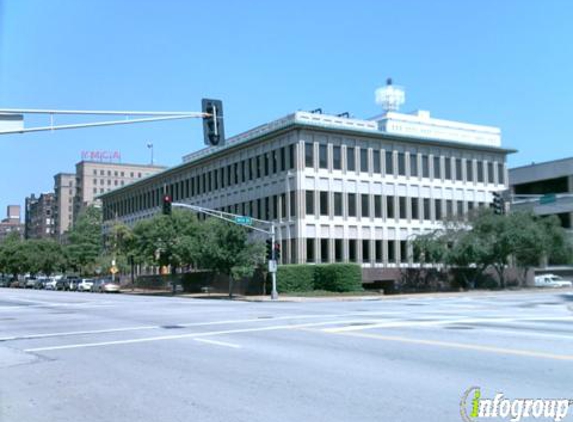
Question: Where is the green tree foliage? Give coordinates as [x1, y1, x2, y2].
[66, 205, 103, 274]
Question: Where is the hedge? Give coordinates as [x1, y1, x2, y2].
[276, 265, 315, 292]
[276, 263, 363, 293]
[314, 264, 363, 292]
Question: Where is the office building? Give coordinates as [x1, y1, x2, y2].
[54, 173, 76, 237]
[0, 205, 24, 242]
[25, 193, 55, 239]
[100, 86, 514, 282]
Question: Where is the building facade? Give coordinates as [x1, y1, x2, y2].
[509, 157, 573, 232]
[25, 193, 55, 239]
[100, 108, 513, 282]
[74, 161, 166, 220]
[54, 173, 75, 237]
[0, 205, 24, 242]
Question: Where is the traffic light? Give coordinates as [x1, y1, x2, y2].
[266, 239, 274, 261]
[202, 98, 225, 147]
[162, 195, 172, 215]
[491, 192, 504, 215]
[274, 242, 281, 261]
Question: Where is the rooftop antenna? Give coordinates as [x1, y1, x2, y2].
[375, 77, 405, 113]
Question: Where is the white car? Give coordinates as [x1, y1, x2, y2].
[77, 279, 95, 292]
[44, 278, 58, 290]
[534, 274, 573, 288]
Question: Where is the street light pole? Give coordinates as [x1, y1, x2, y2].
[147, 142, 154, 165]
[271, 223, 278, 300]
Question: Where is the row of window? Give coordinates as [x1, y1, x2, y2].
[305, 143, 505, 184]
[105, 145, 296, 219]
[305, 238, 412, 264]
[92, 169, 144, 178]
[306, 191, 487, 221]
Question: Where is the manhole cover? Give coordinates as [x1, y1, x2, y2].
[162, 325, 184, 329]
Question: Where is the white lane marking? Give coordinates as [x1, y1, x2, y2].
[323, 316, 573, 333]
[194, 338, 241, 349]
[0, 311, 404, 341]
[475, 327, 573, 341]
[23, 319, 370, 352]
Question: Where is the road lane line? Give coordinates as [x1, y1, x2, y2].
[334, 332, 573, 361]
[194, 338, 241, 349]
[22, 319, 371, 352]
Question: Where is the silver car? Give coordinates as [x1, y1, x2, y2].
[91, 278, 121, 293]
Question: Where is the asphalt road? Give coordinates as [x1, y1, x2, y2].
[1, 288, 572, 422]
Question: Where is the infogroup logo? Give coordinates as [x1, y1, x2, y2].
[460, 387, 571, 422]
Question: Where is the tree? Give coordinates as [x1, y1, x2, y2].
[66, 205, 103, 275]
[26, 239, 65, 276]
[198, 219, 264, 298]
[0, 232, 27, 278]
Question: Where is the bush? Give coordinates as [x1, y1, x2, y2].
[276, 265, 316, 292]
[315, 264, 363, 292]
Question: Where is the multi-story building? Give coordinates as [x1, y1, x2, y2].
[73, 161, 166, 220]
[0, 205, 24, 242]
[100, 90, 514, 282]
[509, 157, 573, 233]
[54, 173, 75, 237]
[25, 193, 55, 239]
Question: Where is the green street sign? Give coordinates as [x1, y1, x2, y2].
[234, 216, 253, 225]
[539, 194, 556, 205]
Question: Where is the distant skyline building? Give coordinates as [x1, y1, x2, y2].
[0, 205, 24, 242]
[73, 161, 166, 220]
[25, 193, 55, 239]
[100, 85, 514, 283]
[53, 173, 76, 237]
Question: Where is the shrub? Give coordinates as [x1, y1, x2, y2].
[315, 263, 363, 292]
[276, 265, 315, 292]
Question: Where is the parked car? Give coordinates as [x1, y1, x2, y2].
[534, 274, 573, 288]
[10, 279, 22, 288]
[91, 278, 121, 293]
[34, 278, 47, 289]
[24, 277, 37, 289]
[44, 278, 58, 290]
[0, 277, 12, 287]
[77, 279, 94, 292]
[67, 278, 82, 291]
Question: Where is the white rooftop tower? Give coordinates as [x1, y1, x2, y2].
[375, 78, 405, 112]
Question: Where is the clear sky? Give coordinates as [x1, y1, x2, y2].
[1, 0, 572, 216]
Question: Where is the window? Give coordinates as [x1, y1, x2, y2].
[446, 200, 453, 217]
[305, 143, 314, 167]
[433, 156, 441, 179]
[400, 241, 408, 263]
[248, 158, 254, 180]
[290, 191, 296, 217]
[411, 198, 419, 220]
[422, 155, 429, 178]
[399, 197, 407, 219]
[320, 191, 329, 216]
[456, 158, 463, 181]
[498, 163, 505, 185]
[335, 239, 344, 262]
[264, 154, 269, 176]
[466, 160, 474, 182]
[333, 146, 342, 170]
[375, 240, 383, 263]
[257, 156, 262, 178]
[388, 240, 396, 263]
[477, 161, 484, 182]
[373, 150, 381, 173]
[334, 192, 343, 216]
[347, 147, 355, 171]
[423, 198, 431, 220]
[374, 195, 382, 218]
[362, 240, 370, 263]
[306, 191, 315, 215]
[306, 239, 315, 263]
[280, 147, 286, 171]
[387, 196, 395, 219]
[348, 193, 356, 217]
[435, 199, 443, 220]
[319, 145, 328, 169]
[320, 239, 329, 263]
[288, 144, 295, 170]
[445, 157, 452, 180]
[398, 153, 406, 176]
[361, 194, 370, 218]
[385, 151, 394, 175]
[349, 240, 357, 262]
[360, 148, 368, 172]
[487, 162, 494, 184]
[410, 154, 418, 177]
[457, 201, 464, 217]
[272, 151, 278, 174]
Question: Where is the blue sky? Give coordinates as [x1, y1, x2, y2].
[1, 0, 572, 216]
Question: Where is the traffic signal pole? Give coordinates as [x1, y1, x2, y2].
[270, 223, 278, 300]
